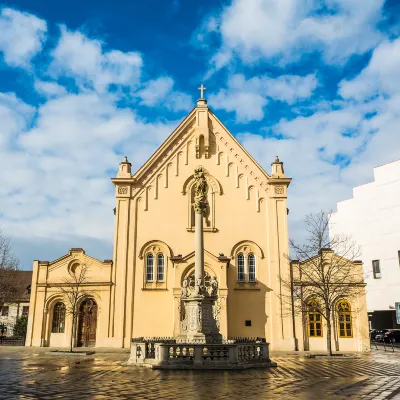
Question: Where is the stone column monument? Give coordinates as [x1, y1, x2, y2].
[177, 166, 222, 344]
[193, 166, 207, 295]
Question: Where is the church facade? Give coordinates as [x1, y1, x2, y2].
[25, 95, 368, 352]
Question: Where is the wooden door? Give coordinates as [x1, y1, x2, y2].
[77, 299, 97, 347]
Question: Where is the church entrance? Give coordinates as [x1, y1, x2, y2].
[77, 299, 97, 347]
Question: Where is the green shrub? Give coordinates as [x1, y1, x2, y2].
[13, 316, 28, 338]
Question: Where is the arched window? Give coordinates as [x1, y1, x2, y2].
[52, 302, 66, 333]
[146, 254, 154, 282]
[237, 253, 245, 282]
[248, 254, 256, 282]
[308, 299, 323, 337]
[337, 300, 352, 338]
[157, 253, 165, 281]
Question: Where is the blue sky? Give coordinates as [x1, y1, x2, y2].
[1, 0, 400, 268]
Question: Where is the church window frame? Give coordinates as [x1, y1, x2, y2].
[236, 252, 257, 283]
[139, 241, 171, 289]
[157, 253, 165, 282]
[248, 253, 256, 282]
[146, 254, 154, 282]
[52, 302, 66, 333]
[231, 241, 263, 287]
[337, 299, 353, 338]
[237, 253, 246, 282]
[307, 298, 323, 338]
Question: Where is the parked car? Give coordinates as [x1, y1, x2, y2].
[372, 329, 389, 342]
[383, 330, 400, 343]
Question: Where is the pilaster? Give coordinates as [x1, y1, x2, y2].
[267, 156, 295, 350]
[123, 198, 138, 348]
[25, 260, 39, 346]
[111, 158, 134, 346]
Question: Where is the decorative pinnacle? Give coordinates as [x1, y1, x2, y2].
[274, 156, 280, 163]
[198, 83, 206, 99]
[123, 156, 128, 163]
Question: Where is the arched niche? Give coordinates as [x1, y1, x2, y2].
[138, 240, 173, 259]
[182, 168, 223, 232]
[230, 240, 265, 259]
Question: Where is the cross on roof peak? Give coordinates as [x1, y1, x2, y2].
[198, 84, 206, 99]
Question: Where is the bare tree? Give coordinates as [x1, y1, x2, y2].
[53, 264, 92, 352]
[286, 211, 365, 355]
[0, 229, 19, 310]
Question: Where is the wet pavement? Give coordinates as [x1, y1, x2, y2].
[1, 347, 400, 399]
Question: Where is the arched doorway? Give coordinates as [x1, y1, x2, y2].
[77, 299, 97, 347]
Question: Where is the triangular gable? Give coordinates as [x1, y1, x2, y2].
[40, 248, 111, 272]
[180, 249, 225, 263]
[130, 103, 271, 188]
[132, 107, 197, 182]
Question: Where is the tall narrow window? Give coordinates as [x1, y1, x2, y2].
[52, 302, 66, 333]
[157, 254, 165, 281]
[248, 254, 256, 282]
[146, 254, 154, 282]
[308, 299, 323, 337]
[372, 260, 381, 279]
[237, 253, 245, 282]
[337, 300, 352, 338]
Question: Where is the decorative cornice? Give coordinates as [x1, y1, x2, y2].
[37, 282, 113, 287]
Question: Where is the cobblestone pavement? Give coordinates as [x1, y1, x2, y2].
[1, 347, 400, 399]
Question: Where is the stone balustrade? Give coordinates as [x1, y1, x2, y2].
[129, 340, 275, 369]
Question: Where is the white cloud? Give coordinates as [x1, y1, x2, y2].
[264, 74, 318, 103]
[34, 80, 68, 98]
[50, 27, 192, 111]
[210, 89, 268, 122]
[339, 38, 400, 101]
[50, 26, 143, 93]
[0, 8, 47, 67]
[138, 76, 193, 112]
[0, 92, 35, 149]
[169, 92, 193, 112]
[0, 89, 177, 246]
[138, 76, 174, 106]
[0, 11, 184, 257]
[200, 0, 384, 72]
[237, 95, 400, 245]
[209, 73, 318, 122]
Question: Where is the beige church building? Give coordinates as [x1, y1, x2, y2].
[25, 93, 369, 352]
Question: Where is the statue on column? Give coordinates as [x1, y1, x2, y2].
[193, 166, 208, 214]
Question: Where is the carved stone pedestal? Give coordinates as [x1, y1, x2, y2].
[177, 296, 222, 344]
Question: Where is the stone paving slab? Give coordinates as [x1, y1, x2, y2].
[1, 347, 400, 399]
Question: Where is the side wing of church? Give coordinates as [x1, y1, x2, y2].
[25, 96, 296, 351]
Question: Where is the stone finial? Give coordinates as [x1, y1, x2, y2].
[117, 155, 132, 178]
[271, 155, 286, 178]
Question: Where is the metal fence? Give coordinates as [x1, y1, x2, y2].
[370, 339, 399, 352]
[0, 336, 25, 346]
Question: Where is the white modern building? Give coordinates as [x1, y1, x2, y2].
[0, 270, 32, 337]
[330, 160, 400, 330]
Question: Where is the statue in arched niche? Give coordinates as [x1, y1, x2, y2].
[193, 166, 208, 214]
